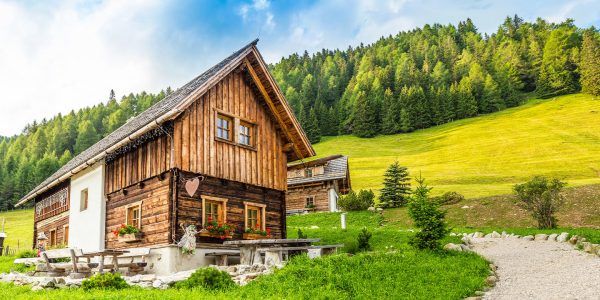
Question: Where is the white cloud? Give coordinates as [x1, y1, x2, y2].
[0, 0, 178, 136]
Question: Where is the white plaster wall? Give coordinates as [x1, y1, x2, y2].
[68, 162, 105, 252]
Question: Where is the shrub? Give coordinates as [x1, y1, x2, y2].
[338, 190, 375, 211]
[357, 227, 372, 252]
[432, 191, 465, 205]
[81, 273, 129, 291]
[379, 161, 411, 208]
[175, 267, 235, 290]
[16, 249, 37, 258]
[408, 175, 450, 250]
[514, 176, 566, 229]
[343, 241, 359, 254]
[297, 229, 308, 239]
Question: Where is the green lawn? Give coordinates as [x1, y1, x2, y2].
[0, 211, 490, 299]
[314, 93, 600, 198]
[0, 209, 33, 252]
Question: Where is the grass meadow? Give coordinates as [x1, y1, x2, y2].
[314, 94, 600, 198]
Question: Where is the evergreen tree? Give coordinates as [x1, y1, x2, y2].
[379, 161, 411, 208]
[305, 108, 321, 144]
[537, 24, 581, 97]
[74, 120, 99, 154]
[381, 88, 399, 134]
[481, 74, 504, 113]
[580, 29, 600, 96]
[457, 78, 478, 118]
[352, 91, 379, 138]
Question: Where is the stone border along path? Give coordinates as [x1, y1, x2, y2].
[445, 232, 600, 300]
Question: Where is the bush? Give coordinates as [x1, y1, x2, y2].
[343, 241, 359, 254]
[432, 191, 465, 206]
[297, 229, 308, 239]
[357, 228, 372, 252]
[408, 175, 450, 250]
[514, 176, 566, 229]
[175, 267, 235, 290]
[338, 190, 375, 211]
[16, 249, 37, 258]
[81, 273, 129, 291]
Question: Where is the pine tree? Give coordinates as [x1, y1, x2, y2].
[381, 88, 399, 134]
[481, 74, 504, 113]
[457, 78, 478, 118]
[537, 24, 581, 97]
[74, 120, 99, 154]
[352, 91, 379, 138]
[398, 108, 412, 133]
[305, 108, 321, 144]
[379, 161, 411, 208]
[580, 29, 600, 96]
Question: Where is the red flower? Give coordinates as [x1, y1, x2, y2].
[121, 224, 126, 229]
[220, 236, 225, 240]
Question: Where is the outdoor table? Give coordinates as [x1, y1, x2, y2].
[223, 239, 320, 265]
[79, 249, 130, 274]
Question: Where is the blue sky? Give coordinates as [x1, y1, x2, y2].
[0, 0, 599, 136]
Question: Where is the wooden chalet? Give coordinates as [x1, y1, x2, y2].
[17, 40, 315, 274]
[286, 155, 351, 213]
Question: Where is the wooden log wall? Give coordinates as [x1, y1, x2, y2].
[105, 172, 172, 249]
[35, 212, 69, 247]
[105, 134, 171, 195]
[172, 69, 289, 192]
[176, 170, 286, 243]
[286, 182, 334, 212]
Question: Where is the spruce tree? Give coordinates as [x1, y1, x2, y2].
[537, 24, 581, 97]
[74, 120, 99, 154]
[482, 74, 504, 113]
[305, 108, 321, 144]
[379, 161, 411, 208]
[580, 29, 600, 96]
[352, 91, 379, 138]
[381, 88, 399, 134]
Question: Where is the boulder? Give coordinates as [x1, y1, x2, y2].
[461, 236, 473, 245]
[443, 243, 462, 251]
[522, 235, 534, 241]
[39, 277, 56, 288]
[459, 244, 471, 252]
[473, 232, 485, 238]
[367, 207, 376, 211]
[501, 231, 508, 238]
[534, 234, 548, 241]
[310, 225, 319, 229]
[140, 274, 156, 282]
[449, 232, 457, 236]
[582, 242, 597, 254]
[490, 231, 501, 238]
[152, 279, 163, 289]
[31, 285, 44, 291]
[547, 234, 558, 242]
[569, 235, 579, 245]
[557, 232, 570, 242]
[486, 275, 498, 286]
[376, 208, 383, 212]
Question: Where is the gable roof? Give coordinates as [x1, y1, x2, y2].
[287, 155, 350, 187]
[16, 39, 314, 207]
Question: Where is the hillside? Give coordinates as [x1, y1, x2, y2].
[313, 93, 600, 198]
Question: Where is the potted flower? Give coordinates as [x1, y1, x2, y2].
[197, 216, 235, 239]
[243, 223, 272, 240]
[113, 224, 143, 243]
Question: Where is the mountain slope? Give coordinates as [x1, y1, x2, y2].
[313, 93, 600, 198]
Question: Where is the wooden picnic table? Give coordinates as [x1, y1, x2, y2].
[223, 239, 320, 265]
[79, 249, 129, 274]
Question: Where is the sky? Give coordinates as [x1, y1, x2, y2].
[0, 0, 599, 136]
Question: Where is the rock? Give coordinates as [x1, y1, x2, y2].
[473, 232, 485, 238]
[367, 207, 376, 211]
[557, 232, 570, 242]
[484, 233, 492, 238]
[569, 235, 579, 244]
[459, 244, 471, 252]
[534, 234, 548, 241]
[31, 285, 44, 291]
[464, 297, 482, 300]
[489, 264, 497, 272]
[39, 277, 56, 288]
[444, 243, 462, 251]
[128, 275, 141, 283]
[449, 232, 457, 236]
[137, 281, 153, 289]
[547, 234, 558, 242]
[376, 208, 383, 212]
[486, 275, 498, 286]
[522, 235, 534, 241]
[475, 291, 486, 296]
[582, 242, 597, 254]
[310, 225, 319, 229]
[226, 266, 238, 273]
[140, 274, 156, 282]
[461, 236, 472, 245]
[152, 279, 163, 289]
[55, 284, 67, 289]
[490, 231, 501, 238]
[461, 205, 470, 209]
[64, 278, 83, 287]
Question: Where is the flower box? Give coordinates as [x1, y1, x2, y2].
[197, 231, 233, 239]
[118, 232, 143, 243]
[243, 233, 269, 240]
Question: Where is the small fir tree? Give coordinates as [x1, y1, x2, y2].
[379, 161, 411, 208]
[407, 175, 450, 250]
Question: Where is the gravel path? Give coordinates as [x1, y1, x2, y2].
[471, 237, 600, 300]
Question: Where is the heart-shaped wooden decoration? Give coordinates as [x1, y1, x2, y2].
[185, 178, 200, 197]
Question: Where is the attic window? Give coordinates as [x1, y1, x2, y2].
[216, 114, 232, 141]
[239, 122, 254, 146]
[305, 168, 313, 178]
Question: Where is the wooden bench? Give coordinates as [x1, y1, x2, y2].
[81, 248, 151, 275]
[204, 251, 240, 266]
[256, 244, 343, 266]
[40, 248, 91, 277]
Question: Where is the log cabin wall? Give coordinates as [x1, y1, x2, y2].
[32, 181, 70, 248]
[105, 134, 171, 195]
[286, 181, 334, 212]
[172, 69, 289, 192]
[176, 170, 286, 243]
[104, 172, 172, 249]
